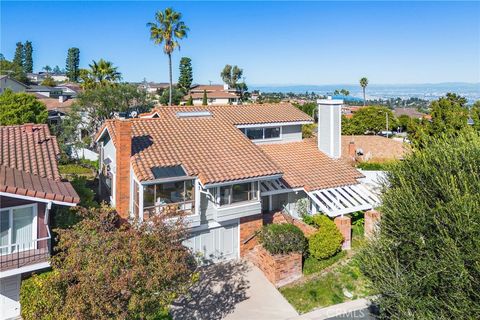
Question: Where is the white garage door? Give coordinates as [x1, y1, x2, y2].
[185, 222, 239, 263]
[1, 274, 21, 320]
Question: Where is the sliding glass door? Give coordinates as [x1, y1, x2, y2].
[0, 205, 36, 255]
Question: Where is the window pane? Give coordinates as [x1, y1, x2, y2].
[220, 186, 231, 206]
[157, 182, 184, 204]
[143, 185, 155, 208]
[250, 182, 258, 200]
[265, 127, 280, 139]
[246, 128, 263, 140]
[1, 210, 9, 251]
[12, 207, 33, 251]
[231, 183, 250, 203]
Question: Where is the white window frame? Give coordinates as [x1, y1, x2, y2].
[0, 203, 38, 255]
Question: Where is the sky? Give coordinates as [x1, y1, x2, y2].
[1, 1, 479, 85]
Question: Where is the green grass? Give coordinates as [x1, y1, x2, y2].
[280, 258, 373, 314]
[303, 251, 347, 276]
[58, 164, 93, 176]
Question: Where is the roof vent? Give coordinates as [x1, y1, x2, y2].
[176, 111, 212, 118]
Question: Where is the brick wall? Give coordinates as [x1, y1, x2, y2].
[114, 120, 132, 220]
[248, 245, 302, 287]
[239, 214, 263, 257]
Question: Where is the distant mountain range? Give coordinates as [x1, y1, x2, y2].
[251, 83, 480, 103]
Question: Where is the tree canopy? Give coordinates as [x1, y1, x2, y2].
[79, 59, 122, 89]
[21, 206, 197, 319]
[409, 93, 479, 148]
[0, 55, 28, 83]
[342, 106, 396, 135]
[0, 89, 47, 125]
[359, 130, 480, 319]
[66, 47, 80, 82]
[220, 64, 243, 89]
[23, 41, 33, 73]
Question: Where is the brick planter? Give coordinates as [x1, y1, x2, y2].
[248, 245, 302, 287]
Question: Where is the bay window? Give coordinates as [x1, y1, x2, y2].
[143, 179, 195, 216]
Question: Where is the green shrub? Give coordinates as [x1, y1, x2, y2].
[356, 161, 394, 171]
[259, 223, 307, 255]
[308, 215, 343, 260]
[20, 271, 64, 320]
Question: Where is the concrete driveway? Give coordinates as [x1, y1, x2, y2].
[171, 260, 298, 320]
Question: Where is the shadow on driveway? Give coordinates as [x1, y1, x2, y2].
[171, 260, 250, 320]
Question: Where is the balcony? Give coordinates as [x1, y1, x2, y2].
[0, 225, 51, 273]
[144, 200, 195, 220]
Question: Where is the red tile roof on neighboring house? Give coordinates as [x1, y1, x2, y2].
[0, 124, 79, 204]
[190, 85, 226, 92]
[140, 103, 314, 125]
[187, 91, 238, 100]
[259, 138, 363, 191]
[341, 135, 408, 163]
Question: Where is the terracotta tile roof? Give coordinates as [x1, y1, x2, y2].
[341, 135, 408, 163]
[259, 139, 363, 191]
[0, 124, 61, 181]
[190, 85, 226, 92]
[140, 103, 314, 125]
[101, 110, 283, 184]
[0, 124, 79, 204]
[0, 166, 80, 204]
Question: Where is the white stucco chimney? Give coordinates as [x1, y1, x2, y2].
[317, 97, 343, 159]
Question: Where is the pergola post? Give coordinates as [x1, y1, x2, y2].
[334, 215, 351, 250]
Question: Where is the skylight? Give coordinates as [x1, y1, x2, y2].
[176, 111, 212, 118]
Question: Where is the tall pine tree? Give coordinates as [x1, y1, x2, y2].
[178, 57, 193, 94]
[65, 47, 80, 82]
[23, 41, 33, 73]
[13, 42, 24, 68]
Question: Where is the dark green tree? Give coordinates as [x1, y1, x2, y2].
[202, 89, 207, 106]
[66, 47, 80, 82]
[147, 8, 189, 106]
[52, 65, 62, 74]
[23, 41, 33, 73]
[0, 89, 48, 125]
[178, 57, 193, 94]
[409, 93, 477, 148]
[41, 75, 56, 87]
[13, 42, 24, 68]
[342, 106, 396, 135]
[186, 95, 193, 106]
[159, 86, 184, 106]
[0, 57, 28, 83]
[359, 130, 480, 319]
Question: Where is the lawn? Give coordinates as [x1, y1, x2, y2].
[59, 164, 94, 176]
[281, 216, 371, 314]
[280, 258, 373, 314]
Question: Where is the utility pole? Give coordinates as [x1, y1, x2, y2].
[386, 112, 389, 138]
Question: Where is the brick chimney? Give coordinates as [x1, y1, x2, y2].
[115, 120, 132, 220]
[317, 97, 343, 159]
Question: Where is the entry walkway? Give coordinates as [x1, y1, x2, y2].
[171, 260, 298, 320]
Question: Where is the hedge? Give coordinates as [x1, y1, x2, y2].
[258, 223, 307, 255]
[308, 215, 343, 260]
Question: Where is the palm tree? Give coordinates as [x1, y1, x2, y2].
[88, 59, 121, 85]
[360, 77, 368, 106]
[147, 8, 189, 106]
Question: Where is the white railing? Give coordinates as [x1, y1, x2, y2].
[0, 225, 51, 271]
[144, 200, 195, 220]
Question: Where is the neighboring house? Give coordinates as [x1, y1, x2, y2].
[341, 105, 362, 119]
[138, 82, 170, 95]
[341, 135, 407, 164]
[0, 75, 28, 93]
[95, 100, 379, 263]
[26, 72, 68, 84]
[186, 84, 240, 105]
[393, 107, 427, 120]
[0, 124, 79, 319]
